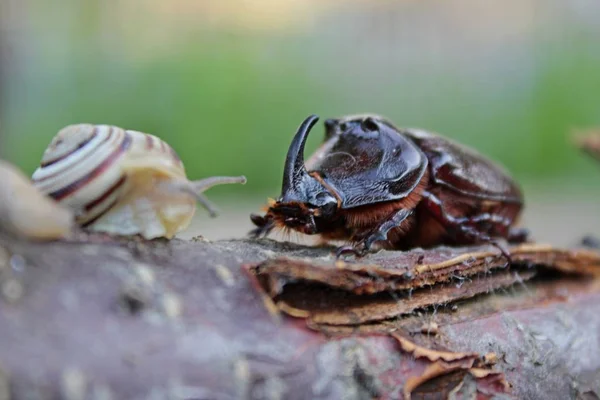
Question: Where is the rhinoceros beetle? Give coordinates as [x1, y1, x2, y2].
[250, 114, 528, 258]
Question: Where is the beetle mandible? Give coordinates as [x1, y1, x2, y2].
[250, 114, 528, 257]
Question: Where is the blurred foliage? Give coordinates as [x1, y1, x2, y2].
[2, 1, 600, 199]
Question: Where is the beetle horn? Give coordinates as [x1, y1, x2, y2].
[281, 114, 319, 200]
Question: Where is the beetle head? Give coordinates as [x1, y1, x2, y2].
[260, 115, 339, 235]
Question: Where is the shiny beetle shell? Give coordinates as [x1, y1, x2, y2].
[0, 160, 74, 240]
[312, 115, 522, 205]
[250, 114, 526, 256]
[32, 124, 246, 239]
[305, 117, 429, 208]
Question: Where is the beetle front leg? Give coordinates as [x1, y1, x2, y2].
[336, 208, 413, 258]
[249, 213, 275, 238]
[362, 208, 413, 251]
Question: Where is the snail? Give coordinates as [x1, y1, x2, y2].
[31, 124, 246, 239]
[0, 160, 74, 240]
[572, 128, 600, 163]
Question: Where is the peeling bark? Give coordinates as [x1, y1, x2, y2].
[0, 234, 599, 400]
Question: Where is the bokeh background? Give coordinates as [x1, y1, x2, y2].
[1, 0, 599, 245]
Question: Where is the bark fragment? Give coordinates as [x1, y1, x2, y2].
[248, 243, 600, 327]
[251, 243, 600, 296]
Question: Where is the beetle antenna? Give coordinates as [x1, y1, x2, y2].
[282, 115, 319, 198]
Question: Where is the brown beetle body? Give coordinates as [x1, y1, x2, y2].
[250, 114, 526, 255]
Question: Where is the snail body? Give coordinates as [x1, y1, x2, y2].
[0, 160, 74, 240]
[32, 124, 246, 239]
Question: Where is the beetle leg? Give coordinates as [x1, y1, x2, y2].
[507, 227, 529, 244]
[422, 191, 514, 265]
[489, 240, 513, 265]
[335, 209, 413, 259]
[363, 209, 413, 251]
[249, 213, 275, 238]
[581, 235, 600, 249]
[335, 245, 365, 258]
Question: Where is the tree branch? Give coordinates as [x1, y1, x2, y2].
[0, 234, 599, 399]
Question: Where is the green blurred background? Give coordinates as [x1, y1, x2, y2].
[1, 0, 599, 244]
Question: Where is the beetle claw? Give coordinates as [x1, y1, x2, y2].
[490, 240, 513, 266]
[581, 235, 600, 249]
[364, 233, 386, 251]
[249, 225, 272, 239]
[249, 214, 275, 239]
[335, 245, 367, 259]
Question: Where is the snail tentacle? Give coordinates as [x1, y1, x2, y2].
[189, 176, 248, 192]
[195, 193, 220, 218]
[189, 176, 247, 218]
[162, 176, 248, 217]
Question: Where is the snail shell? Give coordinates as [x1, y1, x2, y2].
[0, 160, 74, 240]
[31, 124, 246, 239]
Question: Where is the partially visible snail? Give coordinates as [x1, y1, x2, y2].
[573, 128, 600, 163]
[0, 160, 74, 240]
[31, 124, 246, 239]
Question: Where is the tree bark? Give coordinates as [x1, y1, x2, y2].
[0, 233, 599, 400]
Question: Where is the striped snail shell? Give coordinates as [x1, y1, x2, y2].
[31, 124, 246, 239]
[0, 160, 74, 240]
